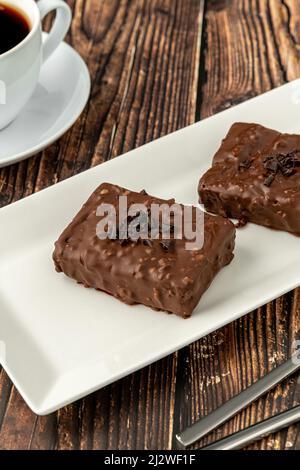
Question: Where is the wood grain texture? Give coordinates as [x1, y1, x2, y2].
[0, 0, 299, 451]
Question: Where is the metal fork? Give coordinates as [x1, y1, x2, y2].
[176, 352, 300, 450]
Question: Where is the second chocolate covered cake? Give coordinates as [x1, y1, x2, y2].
[199, 122, 300, 235]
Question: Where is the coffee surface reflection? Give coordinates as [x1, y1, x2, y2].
[0, 3, 30, 55]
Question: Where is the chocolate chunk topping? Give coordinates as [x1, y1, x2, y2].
[159, 240, 174, 253]
[140, 189, 148, 195]
[263, 151, 300, 186]
[116, 211, 148, 244]
[237, 147, 300, 185]
[143, 239, 153, 247]
[264, 158, 279, 173]
[264, 173, 276, 187]
[238, 159, 253, 170]
[114, 209, 175, 252]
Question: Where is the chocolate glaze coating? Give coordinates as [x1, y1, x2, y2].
[53, 183, 235, 318]
[199, 123, 300, 235]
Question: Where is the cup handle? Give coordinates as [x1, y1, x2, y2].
[37, 0, 72, 63]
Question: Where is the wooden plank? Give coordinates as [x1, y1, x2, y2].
[176, 0, 300, 450]
[0, 0, 204, 450]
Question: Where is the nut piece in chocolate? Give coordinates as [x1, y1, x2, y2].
[199, 122, 300, 236]
[53, 183, 235, 318]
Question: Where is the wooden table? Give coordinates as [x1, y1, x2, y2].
[0, 0, 299, 450]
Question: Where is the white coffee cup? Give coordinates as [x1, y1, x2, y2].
[0, 0, 71, 130]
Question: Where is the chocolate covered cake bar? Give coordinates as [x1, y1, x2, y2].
[53, 183, 235, 318]
[199, 123, 300, 235]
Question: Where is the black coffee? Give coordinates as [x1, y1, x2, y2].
[0, 3, 30, 55]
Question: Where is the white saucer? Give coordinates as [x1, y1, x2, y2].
[0, 35, 91, 168]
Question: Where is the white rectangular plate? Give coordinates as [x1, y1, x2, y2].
[1, 80, 300, 415]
